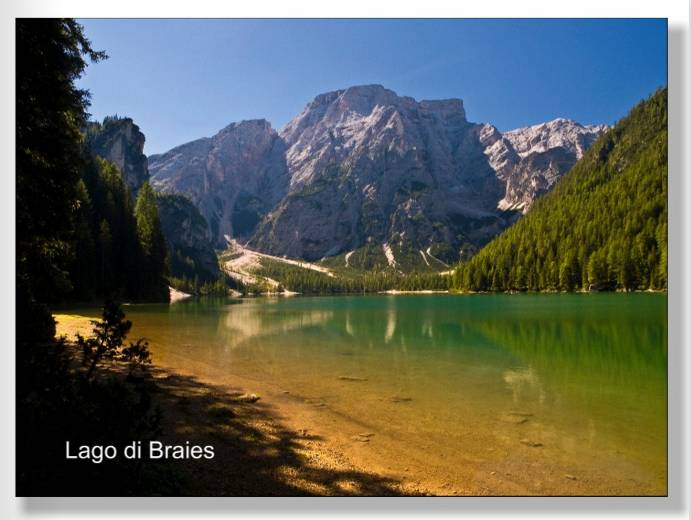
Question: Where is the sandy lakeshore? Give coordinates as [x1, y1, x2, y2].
[54, 313, 430, 496]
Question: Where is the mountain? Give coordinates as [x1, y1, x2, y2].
[149, 84, 608, 267]
[451, 88, 667, 292]
[248, 85, 514, 264]
[86, 116, 149, 198]
[148, 119, 288, 248]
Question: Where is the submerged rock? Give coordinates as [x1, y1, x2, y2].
[519, 438, 543, 448]
[507, 411, 533, 417]
[499, 413, 530, 424]
[230, 393, 261, 403]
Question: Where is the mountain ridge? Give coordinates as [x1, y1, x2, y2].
[148, 84, 609, 267]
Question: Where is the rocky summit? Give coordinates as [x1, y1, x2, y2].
[148, 119, 288, 248]
[86, 116, 150, 198]
[149, 84, 608, 265]
[483, 118, 608, 212]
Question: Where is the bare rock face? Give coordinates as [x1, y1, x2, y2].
[149, 119, 288, 247]
[149, 85, 608, 265]
[504, 118, 608, 159]
[492, 119, 608, 212]
[86, 117, 149, 198]
[250, 85, 508, 262]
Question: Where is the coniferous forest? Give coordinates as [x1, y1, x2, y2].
[451, 88, 667, 293]
[70, 157, 169, 301]
[18, 20, 169, 307]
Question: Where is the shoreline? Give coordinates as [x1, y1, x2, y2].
[378, 290, 449, 295]
[53, 313, 429, 496]
[169, 286, 192, 303]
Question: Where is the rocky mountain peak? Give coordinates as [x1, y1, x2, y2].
[218, 118, 274, 135]
[86, 116, 149, 197]
[282, 85, 466, 142]
[505, 118, 608, 159]
[149, 117, 288, 246]
[279, 85, 470, 192]
[211, 119, 279, 164]
[419, 98, 466, 119]
[337, 84, 403, 113]
[491, 118, 609, 212]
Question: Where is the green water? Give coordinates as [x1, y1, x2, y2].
[68, 293, 667, 495]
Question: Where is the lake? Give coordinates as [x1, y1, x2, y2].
[63, 293, 667, 495]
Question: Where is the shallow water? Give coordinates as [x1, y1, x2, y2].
[65, 293, 667, 495]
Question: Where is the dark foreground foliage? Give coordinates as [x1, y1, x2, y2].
[15, 19, 172, 495]
[17, 303, 184, 496]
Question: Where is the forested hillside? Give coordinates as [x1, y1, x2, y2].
[156, 193, 220, 282]
[451, 88, 667, 292]
[69, 157, 169, 301]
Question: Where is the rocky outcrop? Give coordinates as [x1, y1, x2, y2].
[490, 119, 608, 212]
[504, 118, 608, 159]
[149, 119, 288, 247]
[86, 116, 149, 197]
[156, 193, 220, 282]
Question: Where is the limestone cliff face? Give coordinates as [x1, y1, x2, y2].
[492, 118, 609, 212]
[86, 117, 149, 197]
[149, 119, 288, 247]
[250, 85, 507, 262]
[149, 85, 608, 265]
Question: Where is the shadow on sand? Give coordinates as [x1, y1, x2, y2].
[148, 368, 409, 496]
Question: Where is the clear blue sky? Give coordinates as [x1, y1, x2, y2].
[76, 19, 667, 155]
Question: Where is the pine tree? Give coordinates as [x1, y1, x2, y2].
[134, 182, 169, 300]
[17, 19, 105, 343]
